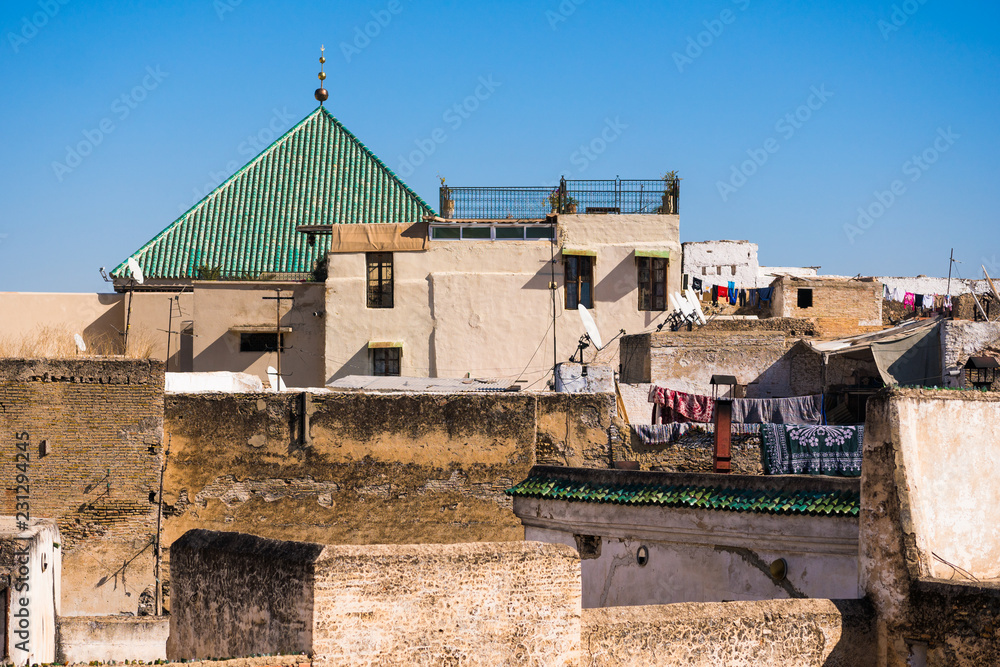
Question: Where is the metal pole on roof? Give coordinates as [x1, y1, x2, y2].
[947, 248, 954, 298]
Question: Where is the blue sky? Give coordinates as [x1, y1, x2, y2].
[1, 0, 998, 293]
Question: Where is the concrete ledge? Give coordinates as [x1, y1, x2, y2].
[582, 598, 875, 667]
[58, 615, 169, 662]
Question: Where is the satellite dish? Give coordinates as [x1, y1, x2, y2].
[577, 304, 603, 349]
[74, 334, 87, 353]
[266, 365, 286, 391]
[127, 257, 145, 285]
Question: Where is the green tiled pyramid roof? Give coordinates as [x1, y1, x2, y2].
[506, 475, 859, 517]
[112, 106, 435, 280]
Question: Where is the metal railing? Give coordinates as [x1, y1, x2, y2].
[439, 177, 679, 220]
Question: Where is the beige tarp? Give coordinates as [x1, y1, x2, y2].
[329, 222, 428, 253]
[870, 323, 942, 387]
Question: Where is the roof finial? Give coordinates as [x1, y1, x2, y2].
[315, 45, 329, 105]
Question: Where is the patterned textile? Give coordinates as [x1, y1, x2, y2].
[692, 277, 703, 292]
[730, 395, 824, 425]
[903, 292, 915, 310]
[648, 386, 715, 423]
[760, 424, 864, 476]
[632, 423, 759, 445]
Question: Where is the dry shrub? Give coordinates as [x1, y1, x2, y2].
[0, 324, 155, 360]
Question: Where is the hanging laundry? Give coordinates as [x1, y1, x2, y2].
[730, 395, 824, 425]
[922, 294, 935, 310]
[890, 287, 903, 302]
[944, 295, 952, 310]
[933, 294, 944, 310]
[760, 424, 864, 477]
[914, 294, 925, 311]
[692, 277, 703, 292]
[758, 287, 774, 303]
[903, 292, 915, 310]
[648, 386, 715, 424]
[728, 281, 737, 305]
[739, 289, 747, 307]
[711, 285, 719, 305]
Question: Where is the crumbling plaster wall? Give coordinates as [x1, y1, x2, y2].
[582, 599, 875, 667]
[939, 320, 1000, 387]
[311, 541, 581, 667]
[168, 532, 581, 667]
[161, 391, 615, 592]
[0, 359, 164, 616]
[681, 240, 762, 287]
[860, 388, 1000, 666]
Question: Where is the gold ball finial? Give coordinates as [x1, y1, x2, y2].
[315, 45, 328, 105]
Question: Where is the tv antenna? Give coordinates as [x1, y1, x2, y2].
[123, 257, 145, 353]
[263, 289, 294, 389]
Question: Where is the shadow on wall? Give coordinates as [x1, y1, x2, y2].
[83, 298, 126, 352]
[193, 333, 258, 373]
[521, 258, 558, 292]
[594, 254, 637, 305]
[327, 345, 370, 383]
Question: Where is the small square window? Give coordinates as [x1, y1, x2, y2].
[240, 333, 282, 352]
[372, 347, 401, 376]
[797, 288, 813, 308]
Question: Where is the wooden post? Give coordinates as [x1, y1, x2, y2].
[714, 399, 732, 473]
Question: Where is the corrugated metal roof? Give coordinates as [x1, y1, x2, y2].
[112, 106, 435, 280]
[507, 475, 859, 517]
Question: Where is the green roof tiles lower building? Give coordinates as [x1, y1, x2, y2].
[112, 106, 435, 281]
[506, 467, 860, 517]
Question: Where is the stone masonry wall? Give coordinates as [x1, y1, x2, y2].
[777, 278, 883, 334]
[582, 598, 875, 667]
[0, 358, 164, 616]
[311, 541, 581, 667]
[161, 390, 615, 609]
[168, 530, 322, 660]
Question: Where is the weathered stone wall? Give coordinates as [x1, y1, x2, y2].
[621, 330, 798, 397]
[0, 359, 164, 616]
[57, 615, 169, 663]
[582, 599, 875, 666]
[167, 530, 322, 659]
[311, 541, 581, 666]
[939, 320, 1000, 387]
[860, 388, 1000, 665]
[618, 426, 763, 474]
[774, 277, 883, 333]
[163, 391, 614, 561]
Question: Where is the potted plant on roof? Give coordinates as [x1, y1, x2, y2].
[439, 176, 455, 219]
[546, 189, 579, 214]
[660, 170, 681, 214]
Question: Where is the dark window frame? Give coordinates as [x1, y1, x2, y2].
[565, 255, 594, 309]
[372, 347, 401, 376]
[366, 252, 394, 308]
[637, 257, 668, 311]
[239, 332, 283, 353]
